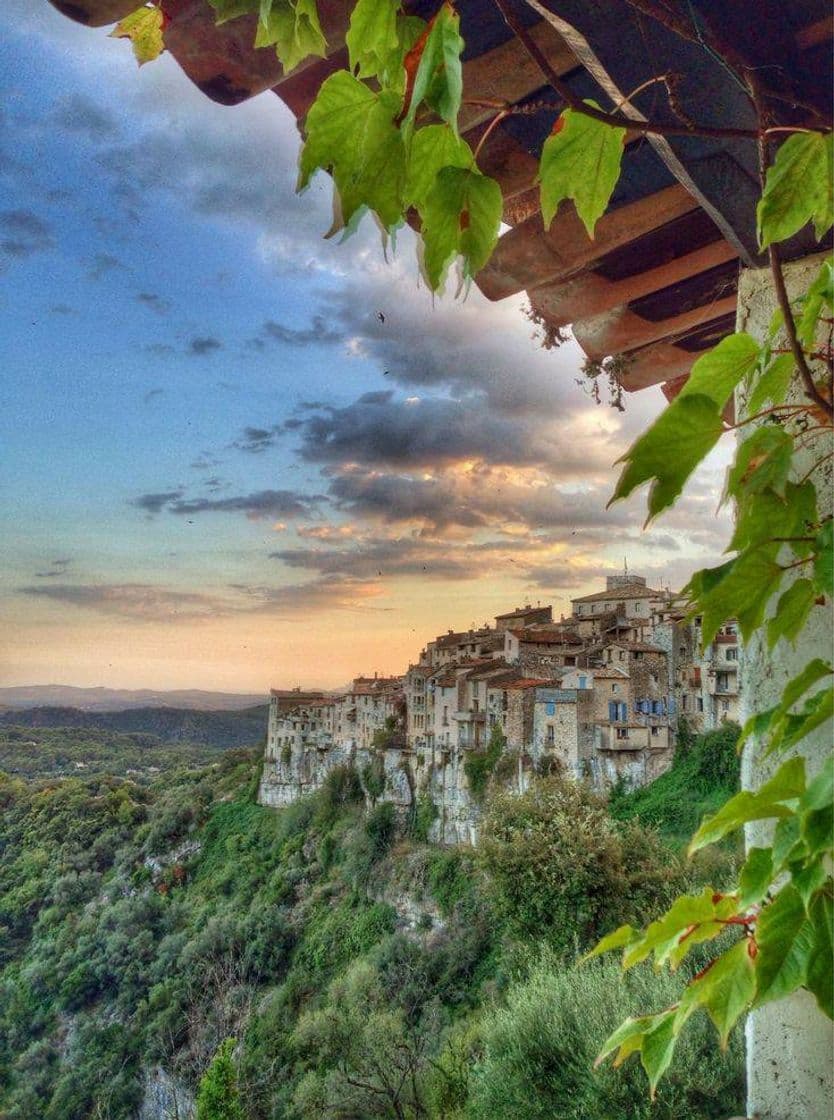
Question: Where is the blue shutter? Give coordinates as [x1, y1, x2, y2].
[619, 702, 628, 721]
[608, 700, 618, 721]
[546, 701, 556, 716]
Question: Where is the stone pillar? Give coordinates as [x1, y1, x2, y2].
[735, 253, 834, 1120]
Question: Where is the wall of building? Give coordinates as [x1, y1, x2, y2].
[736, 254, 833, 1120]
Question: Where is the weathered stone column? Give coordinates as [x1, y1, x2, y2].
[735, 252, 834, 1120]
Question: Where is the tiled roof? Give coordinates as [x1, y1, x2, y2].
[508, 678, 552, 690]
[591, 668, 630, 680]
[494, 605, 552, 620]
[509, 627, 583, 645]
[605, 641, 666, 653]
[572, 583, 667, 604]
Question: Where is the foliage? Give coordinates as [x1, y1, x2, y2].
[479, 774, 683, 954]
[468, 958, 743, 1120]
[196, 1038, 245, 1120]
[410, 792, 438, 842]
[110, 4, 164, 66]
[463, 722, 505, 801]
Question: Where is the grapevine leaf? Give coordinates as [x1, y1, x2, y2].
[754, 883, 815, 1007]
[110, 5, 165, 66]
[402, 2, 464, 135]
[730, 480, 817, 555]
[208, 0, 259, 22]
[807, 888, 834, 1018]
[679, 332, 761, 410]
[640, 1011, 678, 1100]
[583, 923, 639, 962]
[595, 1014, 658, 1068]
[689, 757, 806, 853]
[747, 354, 794, 415]
[621, 888, 737, 971]
[800, 756, 834, 813]
[256, 0, 326, 73]
[772, 815, 804, 870]
[677, 938, 756, 1048]
[609, 395, 725, 523]
[767, 579, 816, 648]
[420, 166, 502, 291]
[724, 425, 793, 501]
[796, 259, 834, 348]
[299, 72, 406, 233]
[813, 519, 833, 596]
[738, 847, 774, 909]
[757, 131, 834, 248]
[771, 686, 834, 758]
[403, 125, 474, 211]
[538, 101, 626, 237]
[783, 659, 834, 711]
[687, 545, 783, 647]
[792, 859, 828, 912]
[345, 0, 399, 80]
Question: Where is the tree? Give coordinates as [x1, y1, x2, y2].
[196, 1038, 246, 1120]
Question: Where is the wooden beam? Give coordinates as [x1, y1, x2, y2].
[529, 238, 737, 326]
[48, 0, 138, 26]
[573, 293, 738, 360]
[476, 183, 697, 301]
[796, 14, 834, 49]
[616, 340, 697, 391]
[458, 21, 577, 134]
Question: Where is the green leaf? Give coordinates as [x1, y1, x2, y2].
[772, 686, 834, 758]
[813, 519, 833, 596]
[621, 888, 738, 971]
[538, 101, 626, 237]
[610, 395, 725, 523]
[768, 579, 816, 648]
[109, 5, 165, 65]
[801, 756, 834, 812]
[420, 166, 502, 291]
[807, 888, 834, 1018]
[772, 814, 804, 869]
[747, 353, 795, 415]
[403, 125, 473, 211]
[640, 1011, 678, 1100]
[345, 0, 399, 80]
[681, 333, 761, 410]
[757, 131, 834, 248]
[725, 425, 793, 501]
[754, 883, 815, 1006]
[299, 71, 406, 233]
[689, 757, 806, 853]
[596, 1013, 657, 1068]
[690, 545, 783, 647]
[677, 938, 755, 1048]
[796, 259, 834, 348]
[402, 2, 464, 135]
[731, 481, 817, 555]
[738, 846, 774, 909]
[583, 923, 638, 962]
[256, 0, 326, 73]
[208, 0, 259, 22]
[792, 859, 828, 912]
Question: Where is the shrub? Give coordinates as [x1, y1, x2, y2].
[196, 1037, 245, 1120]
[361, 755, 386, 802]
[314, 764, 363, 827]
[410, 793, 438, 843]
[365, 802, 396, 859]
[468, 958, 744, 1120]
[280, 743, 292, 767]
[479, 774, 678, 954]
[464, 725, 505, 801]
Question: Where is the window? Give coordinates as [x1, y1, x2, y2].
[546, 725, 555, 746]
[618, 650, 625, 661]
[633, 651, 644, 661]
[726, 647, 738, 661]
[564, 655, 576, 666]
[545, 701, 556, 716]
[697, 696, 704, 712]
[682, 695, 688, 711]
[651, 725, 659, 736]
[578, 675, 587, 689]
[616, 727, 629, 740]
[611, 683, 618, 693]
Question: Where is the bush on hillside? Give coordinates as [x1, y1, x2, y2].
[479, 774, 681, 953]
[468, 958, 744, 1120]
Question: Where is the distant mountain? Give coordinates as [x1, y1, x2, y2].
[0, 704, 268, 749]
[0, 685, 267, 712]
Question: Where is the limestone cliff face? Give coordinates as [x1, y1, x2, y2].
[138, 1066, 194, 1120]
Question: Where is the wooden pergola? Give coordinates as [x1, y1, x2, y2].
[52, 0, 832, 400]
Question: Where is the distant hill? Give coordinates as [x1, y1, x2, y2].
[0, 684, 267, 712]
[0, 704, 268, 750]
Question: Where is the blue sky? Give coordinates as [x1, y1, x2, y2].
[0, 2, 733, 691]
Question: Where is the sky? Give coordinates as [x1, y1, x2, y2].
[0, 2, 734, 692]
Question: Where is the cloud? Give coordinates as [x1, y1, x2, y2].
[256, 314, 344, 347]
[131, 489, 185, 515]
[87, 252, 124, 280]
[137, 291, 171, 314]
[33, 557, 72, 579]
[20, 582, 227, 622]
[271, 537, 477, 581]
[0, 209, 54, 258]
[51, 93, 119, 141]
[131, 488, 325, 520]
[232, 575, 388, 615]
[232, 424, 283, 454]
[50, 303, 76, 315]
[188, 336, 222, 356]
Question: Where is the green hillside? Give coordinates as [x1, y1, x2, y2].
[0, 731, 744, 1120]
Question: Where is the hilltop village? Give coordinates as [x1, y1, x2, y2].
[258, 573, 741, 843]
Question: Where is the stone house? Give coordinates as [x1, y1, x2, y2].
[531, 684, 596, 778]
[504, 625, 586, 676]
[493, 603, 553, 631]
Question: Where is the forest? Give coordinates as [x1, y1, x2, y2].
[0, 722, 745, 1119]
